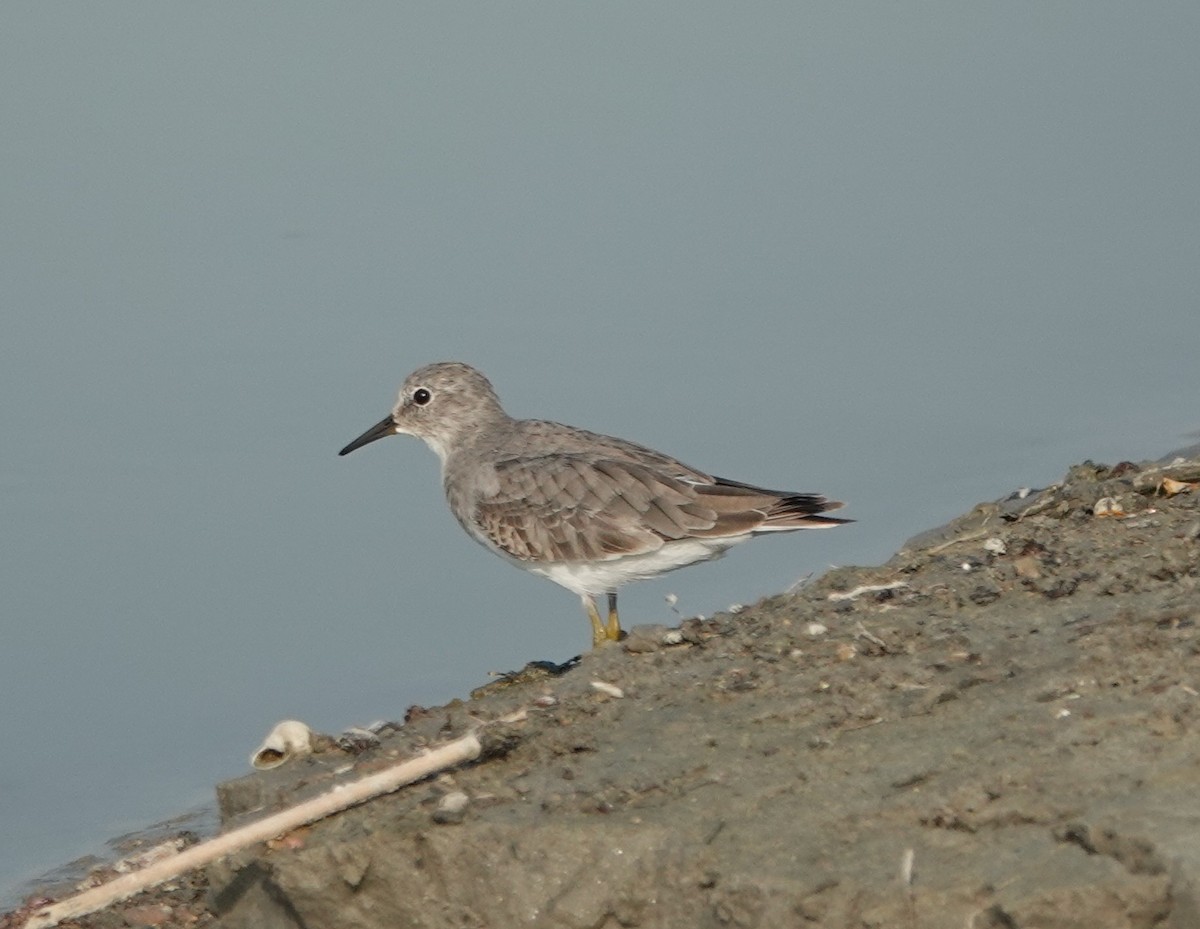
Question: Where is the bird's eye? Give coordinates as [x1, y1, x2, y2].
[413, 387, 432, 406]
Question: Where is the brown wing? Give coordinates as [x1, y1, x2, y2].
[472, 455, 721, 564]
[471, 457, 848, 564]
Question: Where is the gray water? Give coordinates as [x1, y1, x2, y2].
[3, 3, 1198, 908]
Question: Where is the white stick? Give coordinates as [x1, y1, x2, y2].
[25, 732, 483, 929]
[827, 581, 909, 601]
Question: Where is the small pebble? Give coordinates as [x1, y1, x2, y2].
[1013, 555, 1042, 579]
[624, 623, 680, 653]
[433, 791, 470, 824]
[337, 727, 382, 753]
[591, 680, 624, 699]
[983, 537, 1007, 555]
[805, 622, 828, 637]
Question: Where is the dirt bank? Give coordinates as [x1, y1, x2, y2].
[9, 449, 1200, 929]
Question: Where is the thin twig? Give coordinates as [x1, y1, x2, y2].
[26, 732, 484, 929]
[827, 581, 909, 601]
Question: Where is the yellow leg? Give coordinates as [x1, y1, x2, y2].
[605, 591, 622, 642]
[584, 594, 623, 647]
[585, 596, 608, 648]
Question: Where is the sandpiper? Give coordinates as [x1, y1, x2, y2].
[339, 362, 850, 646]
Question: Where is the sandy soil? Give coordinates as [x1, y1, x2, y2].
[7, 449, 1200, 929]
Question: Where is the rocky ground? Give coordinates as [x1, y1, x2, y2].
[7, 450, 1200, 929]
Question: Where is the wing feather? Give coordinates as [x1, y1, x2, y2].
[467, 456, 848, 564]
[472, 455, 715, 563]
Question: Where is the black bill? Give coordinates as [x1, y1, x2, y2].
[338, 415, 398, 456]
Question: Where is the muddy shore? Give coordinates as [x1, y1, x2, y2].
[8, 449, 1200, 929]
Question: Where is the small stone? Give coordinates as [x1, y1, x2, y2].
[336, 727, 381, 754]
[983, 537, 1007, 555]
[806, 622, 828, 637]
[622, 624, 668, 653]
[432, 791, 470, 824]
[591, 680, 624, 699]
[1013, 555, 1042, 579]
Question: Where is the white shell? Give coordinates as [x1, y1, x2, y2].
[251, 719, 315, 770]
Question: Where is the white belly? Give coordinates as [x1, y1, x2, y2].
[523, 538, 739, 596]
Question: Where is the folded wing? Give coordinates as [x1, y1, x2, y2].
[472, 455, 847, 565]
